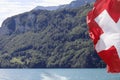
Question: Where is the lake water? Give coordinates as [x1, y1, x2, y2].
[0, 69, 120, 80]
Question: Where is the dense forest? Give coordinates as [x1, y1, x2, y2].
[0, 4, 105, 68]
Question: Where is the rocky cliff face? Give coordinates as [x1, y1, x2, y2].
[0, 10, 50, 35]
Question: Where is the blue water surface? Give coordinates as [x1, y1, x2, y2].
[0, 69, 119, 80]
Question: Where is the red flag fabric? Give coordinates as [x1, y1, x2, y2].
[87, 0, 120, 73]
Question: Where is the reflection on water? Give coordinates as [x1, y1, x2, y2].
[0, 69, 119, 80]
[40, 72, 69, 80]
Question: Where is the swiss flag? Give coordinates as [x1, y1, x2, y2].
[87, 0, 120, 73]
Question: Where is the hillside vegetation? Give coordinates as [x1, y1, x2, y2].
[0, 4, 105, 68]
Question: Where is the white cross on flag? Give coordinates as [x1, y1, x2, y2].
[87, 0, 120, 73]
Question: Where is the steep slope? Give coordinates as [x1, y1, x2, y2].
[0, 4, 105, 68]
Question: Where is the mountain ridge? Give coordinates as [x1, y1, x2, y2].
[33, 0, 95, 10]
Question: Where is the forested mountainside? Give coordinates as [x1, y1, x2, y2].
[0, 4, 105, 68]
